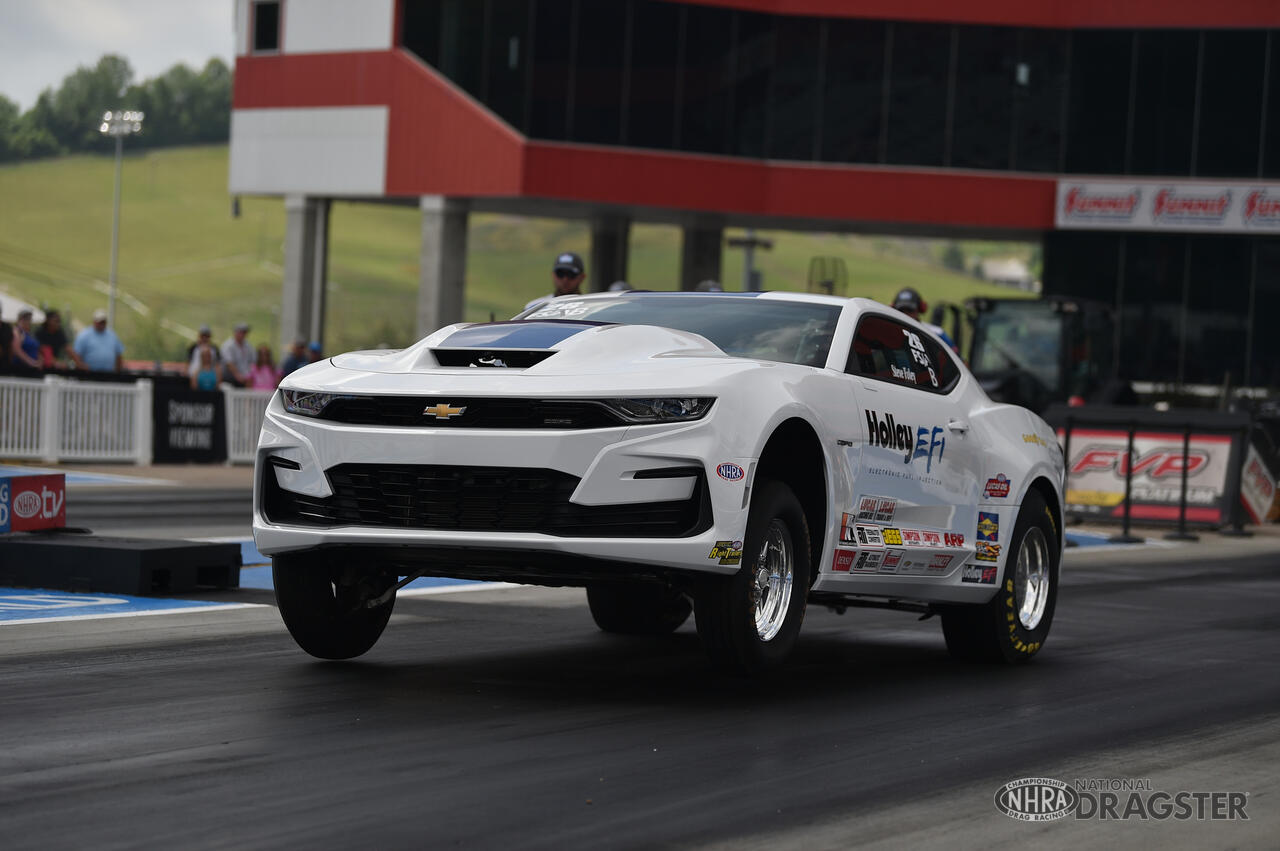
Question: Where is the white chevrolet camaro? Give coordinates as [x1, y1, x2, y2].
[254, 291, 1065, 673]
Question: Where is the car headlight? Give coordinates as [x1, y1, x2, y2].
[599, 397, 715, 423]
[281, 389, 344, 417]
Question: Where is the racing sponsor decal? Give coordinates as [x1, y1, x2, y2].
[961, 563, 998, 584]
[977, 512, 999, 542]
[716, 463, 745, 482]
[1241, 444, 1277, 524]
[984, 473, 1011, 499]
[853, 550, 884, 572]
[1059, 185, 1141, 222]
[1023, 433, 1050, 448]
[879, 549, 904, 573]
[881, 528, 903, 546]
[928, 553, 953, 571]
[831, 549, 856, 572]
[1, 474, 65, 532]
[1244, 189, 1280, 228]
[944, 532, 965, 547]
[865, 410, 948, 472]
[1058, 179, 1280, 234]
[855, 525, 884, 548]
[901, 529, 923, 547]
[855, 495, 880, 523]
[708, 540, 743, 565]
[976, 542, 1001, 563]
[1152, 188, 1230, 225]
[922, 531, 942, 546]
[840, 513, 857, 544]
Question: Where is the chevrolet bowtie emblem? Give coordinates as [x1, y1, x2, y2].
[423, 403, 466, 419]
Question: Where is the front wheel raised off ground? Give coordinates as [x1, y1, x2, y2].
[273, 551, 397, 660]
[586, 583, 692, 635]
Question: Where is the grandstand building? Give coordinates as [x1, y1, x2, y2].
[230, 0, 1280, 388]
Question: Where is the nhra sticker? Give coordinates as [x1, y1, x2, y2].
[882, 528, 904, 546]
[831, 550, 856, 572]
[856, 525, 884, 547]
[854, 550, 884, 572]
[961, 563, 998, 584]
[929, 553, 953, 571]
[976, 542, 1001, 563]
[977, 512, 999, 542]
[716, 463, 745, 481]
[984, 474, 1011, 499]
[708, 540, 743, 565]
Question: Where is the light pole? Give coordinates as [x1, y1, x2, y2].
[98, 109, 144, 329]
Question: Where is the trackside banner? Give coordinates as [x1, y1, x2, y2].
[0, 474, 67, 534]
[1055, 179, 1280, 233]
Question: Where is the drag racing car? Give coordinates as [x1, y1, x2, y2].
[253, 291, 1065, 673]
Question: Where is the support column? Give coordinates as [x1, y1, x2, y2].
[589, 214, 631, 291]
[680, 222, 724, 291]
[281, 194, 330, 347]
[418, 195, 469, 336]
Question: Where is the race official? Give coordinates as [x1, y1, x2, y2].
[524, 252, 586, 312]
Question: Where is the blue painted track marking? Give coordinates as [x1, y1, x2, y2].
[0, 588, 262, 626]
[0, 465, 171, 486]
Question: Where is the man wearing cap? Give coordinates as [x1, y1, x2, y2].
[186, 325, 222, 365]
[892, 287, 957, 352]
[220, 322, 255, 387]
[280, 337, 309, 377]
[73, 309, 124, 372]
[524, 252, 586, 311]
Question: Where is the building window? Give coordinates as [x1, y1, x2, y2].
[821, 19, 886, 164]
[1128, 30, 1198, 177]
[1064, 30, 1133, 175]
[1197, 30, 1266, 178]
[884, 22, 952, 168]
[252, 1, 281, 53]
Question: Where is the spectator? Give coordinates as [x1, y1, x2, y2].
[220, 321, 254, 388]
[188, 343, 221, 391]
[307, 341, 323, 363]
[36, 310, 84, 369]
[186, 325, 221, 365]
[280, 337, 308, 376]
[0, 304, 12, 375]
[249, 344, 281, 389]
[523, 252, 586, 311]
[73, 309, 124, 372]
[10, 308, 43, 376]
[891, 287, 957, 352]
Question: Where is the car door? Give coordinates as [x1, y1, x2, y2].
[843, 312, 980, 575]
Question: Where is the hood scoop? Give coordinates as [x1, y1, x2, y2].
[433, 349, 554, 369]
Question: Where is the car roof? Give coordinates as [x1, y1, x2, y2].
[536, 290, 869, 309]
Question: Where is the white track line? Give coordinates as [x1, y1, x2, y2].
[0, 602, 267, 626]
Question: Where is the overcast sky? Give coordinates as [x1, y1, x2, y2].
[0, 0, 234, 110]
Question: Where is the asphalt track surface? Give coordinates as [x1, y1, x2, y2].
[2, 540, 1278, 848]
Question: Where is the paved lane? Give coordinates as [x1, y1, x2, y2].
[1, 547, 1277, 849]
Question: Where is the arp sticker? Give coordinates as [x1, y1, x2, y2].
[831, 550, 856, 572]
[856, 525, 884, 548]
[944, 532, 966, 547]
[977, 512, 999, 542]
[716, 463, 745, 481]
[708, 540, 744, 565]
[984, 473, 1011, 499]
[882, 528, 903, 546]
[840, 512, 857, 544]
[976, 542, 1001, 562]
[854, 550, 884, 572]
[961, 563, 998, 584]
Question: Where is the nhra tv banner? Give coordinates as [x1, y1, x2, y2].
[1055, 179, 1280, 233]
[0, 474, 67, 534]
[1060, 429, 1233, 525]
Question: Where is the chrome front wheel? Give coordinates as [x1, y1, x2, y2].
[751, 520, 795, 642]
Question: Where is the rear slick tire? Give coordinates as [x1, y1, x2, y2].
[941, 489, 1059, 663]
[695, 479, 811, 675]
[273, 552, 396, 660]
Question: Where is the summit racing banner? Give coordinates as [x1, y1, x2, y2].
[1060, 429, 1232, 524]
[1056, 179, 1280, 234]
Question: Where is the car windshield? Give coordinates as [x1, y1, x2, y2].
[970, 300, 1063, 393]
[518, 295, 841, 367]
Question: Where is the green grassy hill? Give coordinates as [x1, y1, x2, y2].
[0, 145, 1031, 359]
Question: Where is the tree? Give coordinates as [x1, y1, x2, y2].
[941, 242, 966, 273]
[0, 95, 20, 161]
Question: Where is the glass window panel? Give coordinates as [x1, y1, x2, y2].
[885, 23, 952, 167]
[1119, 234, 1185, 383]
[1253, 240, 1280, 388]
[1183, 237, 1250, 385]
[626, 0, 682, 150]
[821, 19, 886, 163]
[253, 2, 280, 52]
[1129, 30, 1197, 177]
[1197, 31, 1265, 178]
[529, 0, 575, 140]
[571, 1, 627, 144]
[486, 0, 531, 130]
[679, 4, 735, 154]
[1264, 34, 1280, 178]
[439, 0, 487, 98]
[1012, 29, 1068, 172]
[951, 25, 1017, 171]
[401, 0, 443, 67]
[769, 16, 821, 161]
[731, 12, 774, 158]
[846, 314, 959, 393]
[1064, 30, 1132, 175]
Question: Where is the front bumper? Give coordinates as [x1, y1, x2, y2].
[251, 398, 753, 577]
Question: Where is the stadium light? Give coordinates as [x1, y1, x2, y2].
[98, 110, 145, 329]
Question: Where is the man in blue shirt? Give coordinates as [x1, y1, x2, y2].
[73, 309, 124, 372]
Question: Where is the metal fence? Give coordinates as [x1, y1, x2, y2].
[0, 376, 271, 465]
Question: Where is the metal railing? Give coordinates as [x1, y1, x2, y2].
[224, 387, 273, 464]
[0, 375, 153, 464]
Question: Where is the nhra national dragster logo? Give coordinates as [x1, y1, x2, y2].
[995, 777, 1249, 823]
[864, 410, 946, 474]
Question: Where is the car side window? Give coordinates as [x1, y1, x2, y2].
[844, 313, 959, 393]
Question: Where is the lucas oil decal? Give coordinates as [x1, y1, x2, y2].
[708, 541, 743, 565]
[865, 410, 946, 474]
[855, 494, 897, 524]
[984, 474, 1011, 499]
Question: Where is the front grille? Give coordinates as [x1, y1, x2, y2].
[263, 463, 709, 538]
[318, 397, 625, 429]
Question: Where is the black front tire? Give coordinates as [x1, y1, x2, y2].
[586, 583, 692, 635]
[941, 489, 1059, 663]
[273, 552, 396, 660]
[695, 479, 811, 675]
